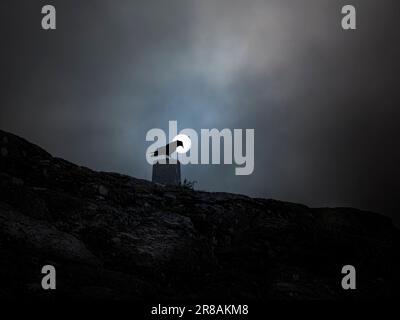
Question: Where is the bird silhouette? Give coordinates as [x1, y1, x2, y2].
[152, 140, 183, 157]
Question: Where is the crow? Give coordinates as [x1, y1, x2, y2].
[152, 140, 183, 157]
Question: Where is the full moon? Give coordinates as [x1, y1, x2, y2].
[173, 134, 191, 154]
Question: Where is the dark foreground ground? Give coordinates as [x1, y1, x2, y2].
[0, 129, 399, 300]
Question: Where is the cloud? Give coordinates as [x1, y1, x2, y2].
[1, 0, 399, 224]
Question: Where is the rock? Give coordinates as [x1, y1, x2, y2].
[0, 203, 99, 266]
[11, 177, 24, 186]
[1, 147, 8, 157]
[98, 185, 108, 196]
[0, 128, 399, 300]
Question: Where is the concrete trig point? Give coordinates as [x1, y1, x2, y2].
[152, 157, 181, 186]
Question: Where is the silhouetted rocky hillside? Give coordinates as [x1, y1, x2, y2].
[0, 129, 399, 300]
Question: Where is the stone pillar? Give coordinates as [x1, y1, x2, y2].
[152, 158, 181, 185]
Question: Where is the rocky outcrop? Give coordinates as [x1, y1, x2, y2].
[0, 129, 399, 300]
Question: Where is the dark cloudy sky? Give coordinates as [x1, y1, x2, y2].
[1, 0, 399, 223]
